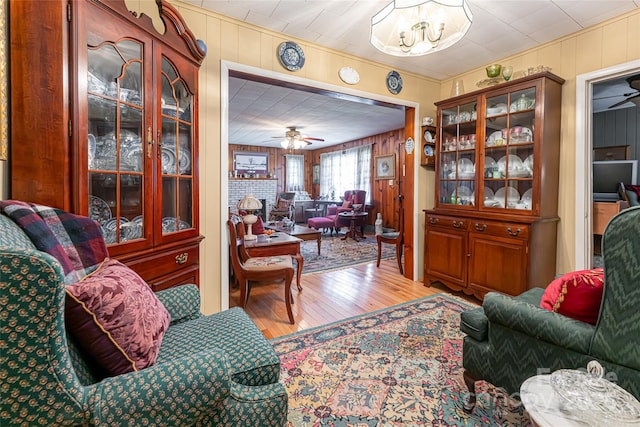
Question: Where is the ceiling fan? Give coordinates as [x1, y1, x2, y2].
[271, 126, 325, 149]
[608, 74, 640, 109]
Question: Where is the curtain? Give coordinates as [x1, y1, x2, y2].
[285, 154, 305, 191]
[319, 145, 371, 202]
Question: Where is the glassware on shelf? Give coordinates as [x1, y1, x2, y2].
[450, 79, 465, 97]
[502, 66, 513, 81]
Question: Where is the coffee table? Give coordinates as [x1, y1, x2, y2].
[265, 223, 322, 255]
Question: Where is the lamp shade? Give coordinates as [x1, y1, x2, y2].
[237, 195, 263, 211]
[371, 0, 472, 56]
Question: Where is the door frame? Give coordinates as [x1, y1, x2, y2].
[574, 59, 640, 270]
[219, 60, 421, 310]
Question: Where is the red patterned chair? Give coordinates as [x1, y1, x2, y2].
[308, 190, 367, 236]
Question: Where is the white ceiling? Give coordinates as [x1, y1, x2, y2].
[228, 76, 407, 149]
[191, 0, 640, 148]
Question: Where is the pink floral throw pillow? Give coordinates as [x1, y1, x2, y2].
[65, 258, 170, 376]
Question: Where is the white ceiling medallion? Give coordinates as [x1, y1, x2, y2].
[339, 66, 360, 85]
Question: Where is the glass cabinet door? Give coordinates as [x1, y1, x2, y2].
[439, 101, 478, 207]
[483, 87, 536, 211]
[87, 39, 145, 245]
[160, 57, 195, 235]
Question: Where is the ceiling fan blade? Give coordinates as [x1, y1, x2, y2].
[608, 93, 640, 109]
[302, 137, 324, 142]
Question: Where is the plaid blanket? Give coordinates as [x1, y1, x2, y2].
[1, 201, 108, 284]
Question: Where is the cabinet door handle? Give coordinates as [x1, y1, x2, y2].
[452, 220, 463, 228]
[507, 227, 521, 236]
[147, 126, 153, 158]
[429, 217, 439, 224]
[474, 223, 487, 231]
[175, 253, 189, 264]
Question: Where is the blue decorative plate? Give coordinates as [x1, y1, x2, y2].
[278, 41, 305, 72]
[386, 70, 403, 94]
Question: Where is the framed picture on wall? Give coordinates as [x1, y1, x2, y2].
[312, 164, 320, 184]
[233, 151, 268, 174]
[374, 154, 395, 179]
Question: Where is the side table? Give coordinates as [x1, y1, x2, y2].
[520, 375, 584, 427]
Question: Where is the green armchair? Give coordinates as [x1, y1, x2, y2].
[460, 206, 640, 411]
[0, 211, 288, 426]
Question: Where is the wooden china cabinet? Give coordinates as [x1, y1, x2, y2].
[424, 72, 565, 300]
[10, 0, 206, 291]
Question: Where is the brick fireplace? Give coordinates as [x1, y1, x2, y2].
[228, 178, 277, 220]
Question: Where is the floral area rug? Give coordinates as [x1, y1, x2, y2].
[270, 294, 531, 426]
[300, 234, 397, 274]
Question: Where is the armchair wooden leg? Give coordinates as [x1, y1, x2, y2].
[463, 370, 478, 413]
[376, 237, 382, 267]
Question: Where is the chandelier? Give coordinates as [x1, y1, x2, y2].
[370, 0, 472, 57]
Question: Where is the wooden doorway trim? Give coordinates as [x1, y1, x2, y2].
[220, 61, 421, 309]
[400, 107, 416, 279]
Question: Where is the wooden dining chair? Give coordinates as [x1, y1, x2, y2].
[227, 219, 296, 324]
[376, 207, 404, 274]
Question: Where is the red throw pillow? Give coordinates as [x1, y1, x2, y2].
[342, 200, 352, 209]
[65, 258, 170, 376]
[252, 216, 265, 235]
[540, 268, 605, 324]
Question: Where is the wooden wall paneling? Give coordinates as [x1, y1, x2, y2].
[592, 108, 640, 160]
[229, 128, 405, 226]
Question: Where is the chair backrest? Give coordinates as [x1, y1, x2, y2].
[277, 192, 296, 203]
[1, 247, 91, 424]
[591, 206, 640, 370]
[352, 190, 366, 205]
[227, 219, 247, 274]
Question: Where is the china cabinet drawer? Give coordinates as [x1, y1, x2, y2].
[149, 265, 199, 292]
[121, 244, 199, 284]
[470, 221, 529, 239]
[426, 214, 469, 231]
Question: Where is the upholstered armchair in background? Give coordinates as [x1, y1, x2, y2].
[459, 206, 640, 412]
[269, 191, 296, 221]
[335, 190, 367, 232]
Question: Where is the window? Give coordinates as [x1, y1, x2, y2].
[285, 154, 305, 191]
[319, 145, 372, 202]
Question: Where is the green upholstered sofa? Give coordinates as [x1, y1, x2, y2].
[0, 211, 288, 426]
[460, 206, 640, 411]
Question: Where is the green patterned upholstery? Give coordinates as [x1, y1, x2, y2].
[461, 206, 640, 409]
[0, 210, 288, 426]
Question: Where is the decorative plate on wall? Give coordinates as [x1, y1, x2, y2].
[277, 41, 305, 71]
[339, 66, 360, 85]
[386, 70, 403, 94]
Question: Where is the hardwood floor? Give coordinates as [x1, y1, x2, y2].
[229, 258, 479, 339]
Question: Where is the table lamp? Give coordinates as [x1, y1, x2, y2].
[237, 195, 263, 241]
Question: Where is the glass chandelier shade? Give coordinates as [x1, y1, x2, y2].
[280, 136, 309, 150]
[371, 0, 472, 57]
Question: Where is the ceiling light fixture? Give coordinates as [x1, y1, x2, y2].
[371, 0, 472, 57]
[280, 128, 310, 150]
